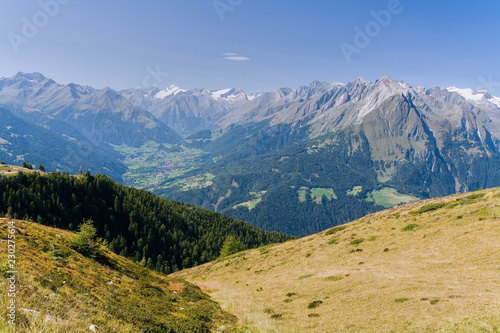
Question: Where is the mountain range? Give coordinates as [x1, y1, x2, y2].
[1, 72, 500, 235]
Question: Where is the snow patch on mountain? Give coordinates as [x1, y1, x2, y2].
[448, 87, 500, 108]
[211, 89, 233, 100]
[247, 93, 263, 101]
[210, 88, 249, 106]
[154, 85, 186, 99]
[490, 97, 500, 108]
[448, 87, 486, 102]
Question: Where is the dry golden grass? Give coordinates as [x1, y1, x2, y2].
[0, 219, 236, 332]
[173, 188, 500, 332]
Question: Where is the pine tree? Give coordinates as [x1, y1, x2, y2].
[70, 220, 103, 258]
[219, 236, 246, 259]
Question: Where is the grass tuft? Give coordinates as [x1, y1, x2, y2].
[325, 276, 343, 281]
[467, 193, 486, 200]
[410, 202, 446, 215]
[327, 238, 339, 245]
[394, 298, 410, 303]
[350, 238, 365, 246]
[307, 300, 323, 309]
[325, 225, 347, 236]
[402, 224, 419, 231]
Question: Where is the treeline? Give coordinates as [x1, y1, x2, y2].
[0, 171, 293, 273]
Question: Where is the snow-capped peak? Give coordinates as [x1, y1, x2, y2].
[448, 86, 500, 108]
[154, 85, 186, 99]
[210, 88, 249, 106]
[211, 88, 233, 100]
[448, 87, 486, 102]
[247, 93, 263, 101]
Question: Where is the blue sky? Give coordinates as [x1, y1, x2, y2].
[0, 0, 499, 94]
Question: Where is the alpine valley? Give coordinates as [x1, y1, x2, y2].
[2, 72, 500, 236]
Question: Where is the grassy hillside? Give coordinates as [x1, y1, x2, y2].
[173, 188, 500, 332]
[0, 218, 237, 332]
[0, 171, 292, 273]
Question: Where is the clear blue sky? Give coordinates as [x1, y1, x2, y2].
[0, 0, 499, 94]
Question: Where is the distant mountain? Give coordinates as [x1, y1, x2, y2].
[0, 106, 126, 179]
[3, 72, 500, 236]
[0, 72, 181, 148]
[121, 85, 256, 136]
[0, 72, 184, 180]
[148, 77, 500, 235]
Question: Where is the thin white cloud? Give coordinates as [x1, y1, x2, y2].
[223, 53, 250, 61]
[225, 56, 251, 61]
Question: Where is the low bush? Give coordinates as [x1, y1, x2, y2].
[325, 226, 346, 236]
[325, 276, 343, 281]
[410, 202, 445, 215]
[394, 298, 409, 303]
[350, 238, 364, 246]
[307, 300, 323, 309]
[263, 308, 274, 314]
[467, 193, 485, 200]
[402, 224, 419, 231]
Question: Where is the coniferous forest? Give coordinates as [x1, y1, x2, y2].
[0, 171, 293, 273]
